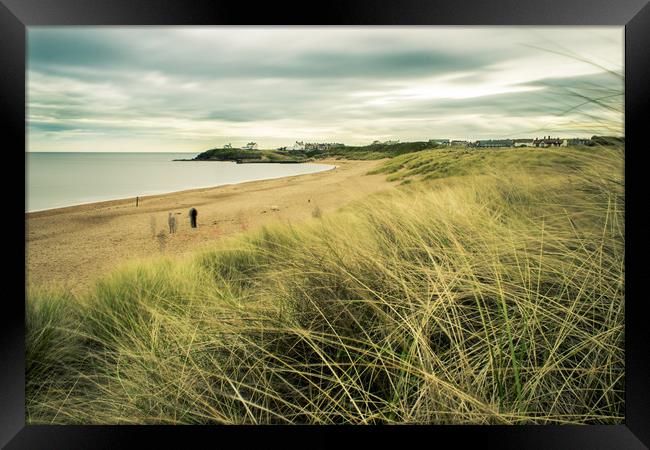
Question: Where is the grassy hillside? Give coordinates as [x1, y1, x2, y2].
[194, 141, 438, 163]
[194, 148, 308, 163]
[371, 146, 602, 182]
[309, 141, 437, 160]
[26, 146, 624, 424]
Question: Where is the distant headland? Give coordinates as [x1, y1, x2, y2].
[175, 136, 624, 163]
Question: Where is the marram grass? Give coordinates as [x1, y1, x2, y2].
[26, 146, 624, 424]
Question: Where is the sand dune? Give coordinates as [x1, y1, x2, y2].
[26, 159, 394, 291]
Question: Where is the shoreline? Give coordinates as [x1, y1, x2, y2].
[27, 162, 337, 215]
[26, 158, 392, 291]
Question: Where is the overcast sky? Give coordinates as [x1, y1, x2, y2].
[27, 27, 623, 152]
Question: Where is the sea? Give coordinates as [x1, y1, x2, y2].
[26, 152, 335, 212]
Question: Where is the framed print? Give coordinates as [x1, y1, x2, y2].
[2, 0, 649, 447]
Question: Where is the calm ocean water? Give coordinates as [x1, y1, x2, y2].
[26, 152, 335, 212]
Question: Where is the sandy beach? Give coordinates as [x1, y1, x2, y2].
[26, 159, 394, 291]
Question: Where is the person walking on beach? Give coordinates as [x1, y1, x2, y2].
[189, 207, 198, 228]
[168, 212, 177, 234]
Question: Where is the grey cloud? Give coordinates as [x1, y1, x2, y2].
[28, 28, 506, 81]
[29, 122, 79, 132]
[526, 71, 623, 90]
[27, 27, 623, 150]
[28, 29, 127, 68]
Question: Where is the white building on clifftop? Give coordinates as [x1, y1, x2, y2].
[288, 141, 305, 151]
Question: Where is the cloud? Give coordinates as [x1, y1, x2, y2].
[27, 27, 623, 151]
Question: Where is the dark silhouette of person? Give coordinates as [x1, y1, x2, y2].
[189, 207, 198, 228]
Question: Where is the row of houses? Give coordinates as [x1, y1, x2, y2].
[305, 142, 345, 151]
[434, 136, 592, 148]
[473, 137, 591, 148]
[219, 135, 605, 152]
[371, 140, 400, 145]
[276, 141, 346, 152]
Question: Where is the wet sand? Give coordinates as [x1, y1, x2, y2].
[26, 159, 394, 291]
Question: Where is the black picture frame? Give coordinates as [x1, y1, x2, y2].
[3, 1, 648, 448]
